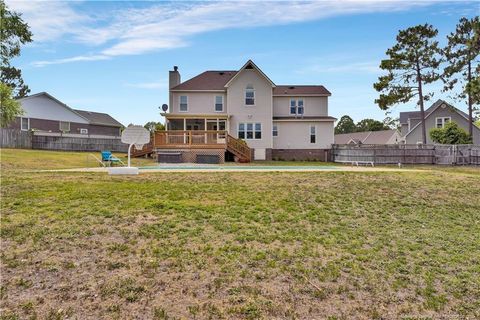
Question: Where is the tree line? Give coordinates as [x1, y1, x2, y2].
[374, 17, 479, 144]
[334, 116, 394, 134]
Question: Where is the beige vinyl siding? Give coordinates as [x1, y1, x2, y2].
[227, 69, 273, 150]
[170, 92, 227, 114]
[273, 121, 334, 149]
[273, 96, 328, 117]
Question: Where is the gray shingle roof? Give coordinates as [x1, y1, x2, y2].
[74, 109, 123, 127]
[399, 99, 469, 124]
[335, 129, 398, 144]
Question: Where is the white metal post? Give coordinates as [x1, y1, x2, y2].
[128, 143, 133, 167]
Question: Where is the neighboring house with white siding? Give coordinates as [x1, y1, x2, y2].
[156, 60, 335, 162]
[400, 99, 480, 145]
[9, 92, 123, 138]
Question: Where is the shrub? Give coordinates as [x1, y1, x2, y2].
[429, 122, 472, 144]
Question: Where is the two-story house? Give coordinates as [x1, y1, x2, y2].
[400, 99, 480, 144]
[154, 60, 335, 163]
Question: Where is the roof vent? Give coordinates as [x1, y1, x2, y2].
[219, 72, 224, 75]
[289, 86, 295, 89]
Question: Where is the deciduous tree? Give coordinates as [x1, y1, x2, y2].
[335, 115, 356, 134]
[144, 121, 165, 133]
[0, 0, 33, 98]
[374, 24, 442, 144]
[356, 118, 390, 132]
[0, 83, 23, 127]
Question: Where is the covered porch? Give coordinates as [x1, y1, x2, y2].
[165, 114, 229, 132]
[155, 114, 251, 163]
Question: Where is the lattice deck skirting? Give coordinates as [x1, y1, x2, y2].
[155, 148, 226, 164]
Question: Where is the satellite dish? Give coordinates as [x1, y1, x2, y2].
[121, 126, 150, 167]
[161, 104, 168, 112]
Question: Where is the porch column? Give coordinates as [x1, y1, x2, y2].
[183, 118, 186, 144]
[217, 118, 220, 140]
[204, 118, 207, 143]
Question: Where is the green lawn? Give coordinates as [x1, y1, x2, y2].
[1, 149, 479, 319]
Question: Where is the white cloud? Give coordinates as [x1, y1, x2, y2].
[17, 0, 439, 66]
[5, 0, 90, 42]
[32, 55, 110, 67]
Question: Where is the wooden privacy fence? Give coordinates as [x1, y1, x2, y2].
[0, 128, 32, 149]
[332, 144, 480, 165]
[1, 129, 127, 152]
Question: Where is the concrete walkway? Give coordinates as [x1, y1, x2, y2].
[41, 164, 422, 173]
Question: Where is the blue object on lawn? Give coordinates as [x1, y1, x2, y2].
[101, 151, 120, 162]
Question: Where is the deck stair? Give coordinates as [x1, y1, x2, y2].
[226, 134, 251, 163]
[130, 142, 154, 158]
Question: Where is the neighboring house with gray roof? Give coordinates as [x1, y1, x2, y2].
[159, 60, 335, 161]
[400, 99, 480, 144]
[335, 129, 401, 145]
[9, 92, 123, 138]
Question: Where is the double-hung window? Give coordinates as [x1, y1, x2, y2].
[179, 95, 188, 112]
[20, 117, 30, 131]
[245, 85, 255, 105]
[272, 124, 278, 137]
[215, 95, 223, 112]
[59, 121, 70, 132]
[290, 98, 304, 115]
[436, 117, 450, 128]
[238, 122, 262, 140]
[310, 125, 316, 143]
[290, 99, 296, 114]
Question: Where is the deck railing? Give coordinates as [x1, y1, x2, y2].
[153, 130, 228, 148]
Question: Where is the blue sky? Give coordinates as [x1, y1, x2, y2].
[7, 0, 479, 126]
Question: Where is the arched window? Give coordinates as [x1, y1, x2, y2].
[245, 84, 255, 105]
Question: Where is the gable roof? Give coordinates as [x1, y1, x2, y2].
[74, 110, 123, 127]
[399, 99, 469, 124]
[18, 92, 123, 128]
[18, 92, 90, 122]
[404, 99, 474, 138]
[273, 85, 331, 96]
[224, 60, 276, 88]
[170, 60, 331, 95]
[335, 129, 399, 144]
[170, 71, 237, 91]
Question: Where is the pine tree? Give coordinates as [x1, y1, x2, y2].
[374, 24, 442, 144]
[443, 17, 480, 137]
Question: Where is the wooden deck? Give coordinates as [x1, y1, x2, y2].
[153, 130, 251, 162]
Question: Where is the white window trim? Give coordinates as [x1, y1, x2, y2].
[273, 124, 278, 137]
[214, 95, 224, 112]
[179, 95, 188, 112]
[289, 98, 305, 115]
[245, 86, 255, 106]
[310, 125, 316, 144]
[435, 117, 451, 128]
[59, 121, 70, 132]
[20, 117, 30, 131]
[238, 122, 262, 140]
[80, 128, 88, 134]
